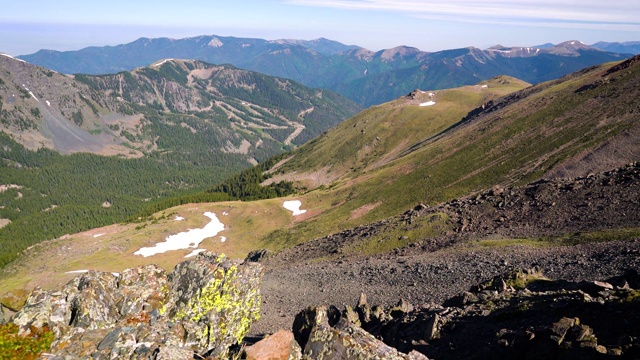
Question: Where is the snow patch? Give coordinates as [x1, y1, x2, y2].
[283, 200, 306, 216]
[220, 236, 226, 243]
[174, 216, 185, 221]
[184, 249, 206, 258]
[0, 53, 26, 63]
[134, 212, 224, 257]
[93, 233, 105, 238]
[152, 59, 174, 67]
[46, 100, 50, 106]
[481, 85, 488, 88]
[28, 91, 38, 101]
[419, 101, 436, 107]
[65, 270, 89, 274]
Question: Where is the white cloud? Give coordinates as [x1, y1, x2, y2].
[285, 0, 640, 25]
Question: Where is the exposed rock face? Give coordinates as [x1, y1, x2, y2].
[10, 252, 262, 359]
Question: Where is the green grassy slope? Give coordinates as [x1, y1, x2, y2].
[261, 58, 640, 249]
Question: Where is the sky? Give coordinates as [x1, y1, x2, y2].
[1, 0, 639, 56]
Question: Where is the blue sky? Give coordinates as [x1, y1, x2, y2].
[1, 0, 639, 56]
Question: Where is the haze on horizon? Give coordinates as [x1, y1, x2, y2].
[1, 0, 639, 56]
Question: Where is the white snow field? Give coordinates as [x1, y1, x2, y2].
[134, 212, 224, 257]
[283, 200, 307, 216]
[419, 101, 436, 107]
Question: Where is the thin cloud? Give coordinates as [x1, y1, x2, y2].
[285, 0, 640, 25]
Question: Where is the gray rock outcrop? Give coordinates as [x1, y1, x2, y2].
[293, 305, 429, 359]
[11, 252, 263, 359]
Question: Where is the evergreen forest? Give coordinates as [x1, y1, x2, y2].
[0, 133, 294, 267]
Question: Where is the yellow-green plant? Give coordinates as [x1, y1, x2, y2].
[0, 323, 54, 360]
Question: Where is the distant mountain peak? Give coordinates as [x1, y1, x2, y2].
[379, 46, 421, 61]
[270, 37, 360, 55]
[591, 41, 640, 55]
[547, 40, 594, 55]
[149, 58, 188, 67]
[556, 40, 588, 47]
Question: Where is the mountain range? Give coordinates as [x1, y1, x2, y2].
[18, 36, 633, 107]
[592, 41, 640, 54]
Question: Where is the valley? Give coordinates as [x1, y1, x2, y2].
[0, 54, 359, 267]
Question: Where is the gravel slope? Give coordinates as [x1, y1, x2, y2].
[251, 240, 640, 336]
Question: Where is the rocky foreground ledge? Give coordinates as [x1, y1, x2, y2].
[3, 250, 639, 359]
[5, 253, 262, 359]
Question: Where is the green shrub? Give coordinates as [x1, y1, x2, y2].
[0, 323, 54, 360]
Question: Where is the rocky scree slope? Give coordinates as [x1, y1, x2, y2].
[273, 267, 640, 359]
[265, 163, 640, 266]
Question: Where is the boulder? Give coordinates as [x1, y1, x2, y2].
[0, 288, 30, 311]
[165, 252, 263, 355]
[244, 329, 302, 360]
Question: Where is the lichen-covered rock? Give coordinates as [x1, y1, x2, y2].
[9, 252, 263, 359]
[70, 270, 121, 329]
[165, 252, 263, 356]
[11, 287, 62, 331]
[0, 288, 30, 311]
[117, 264, 171, 317]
